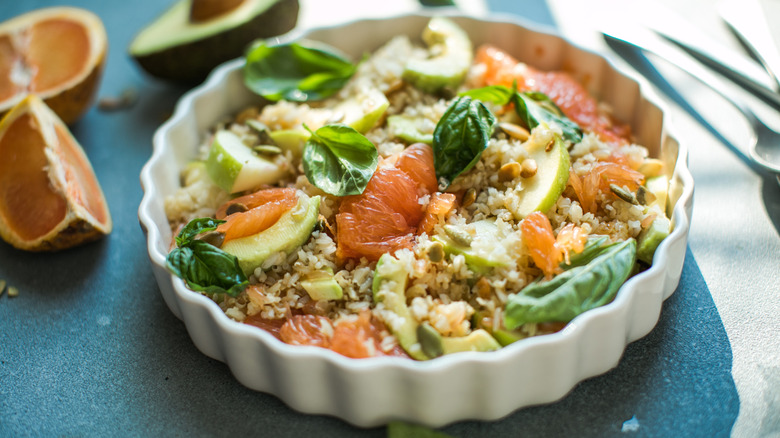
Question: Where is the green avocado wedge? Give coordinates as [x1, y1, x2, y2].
[221, 193, 320, 276]
[129, 0, 299, 83]
[372, 254, 428, 360]
[403, 17, 472, 93]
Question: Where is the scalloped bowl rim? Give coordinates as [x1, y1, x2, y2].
[139, 11, 694, 426]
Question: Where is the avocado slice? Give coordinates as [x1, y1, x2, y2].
[509, 135, 570, 220]
[301, 267, 343, 301]
[387, 114, 434, 144]
[206, 129, 287, 194]
[221, 192, 320, 275]
[334, 86, 390, 134]
[441, 329, 501, 354]
[269, 129, 309, 157]
[433, 219, 512, 273]
[402, 17, 472, 93]
[372, 253, 428, 360]
[416, 322, 501, 357]
[129, 0, 299, 83]
[636, 214, 671, 264]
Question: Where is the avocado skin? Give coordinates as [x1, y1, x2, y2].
[132, 0, 299, 84]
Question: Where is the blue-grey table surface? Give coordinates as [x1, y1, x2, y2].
[1, 0, 776, 436]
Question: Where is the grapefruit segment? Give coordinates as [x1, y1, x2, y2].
[0, 7, 106, 124]
[336, 143, 445, 261]
[473, 44, 631, 145]
[0, 95, 111, 251]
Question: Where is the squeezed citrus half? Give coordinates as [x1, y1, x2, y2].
[0, 95, 111, 251]
[0, 7, 107, 124]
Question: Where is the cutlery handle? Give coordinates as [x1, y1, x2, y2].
[602, 27, 755, 117]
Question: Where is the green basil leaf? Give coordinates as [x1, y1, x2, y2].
[459, 85, 514, 105]
[512, 91, 583, 143]
[303, 124, 379, 196]
[561, 236, 610, 270]
[243, 40, 357, 102]
[504, 239, 636, 330]
[433, 96, 496, 188]
[167, 221, 248, 297]
[461, 85, 583, 144]
[174, 217, 225, 247]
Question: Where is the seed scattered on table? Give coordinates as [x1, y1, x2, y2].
[0, 279, 5, 297]
[97, 88, 137, 112]
[7, 286, 18, 298]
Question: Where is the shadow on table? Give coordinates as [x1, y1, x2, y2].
[443, 246, 739, 437]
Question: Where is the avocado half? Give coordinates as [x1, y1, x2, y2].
[129, 0, 299, 83]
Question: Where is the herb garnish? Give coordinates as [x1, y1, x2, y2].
[303, 124, 379, 196]
[243, 40, 357, 102]
[167, 218, 248, 297]
[461, 85, 583, 143]
[432, 96, 496, 188]
[504, 238, 636, 329]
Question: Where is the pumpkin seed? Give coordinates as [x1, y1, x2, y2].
[7, 286, 18, 298]
[444, 225, 473, 246]
[245, 119, 276, 145]
[636, 185, 656, 206]
[427, 241, 445, 262]
[610, 184, 638, 205]
[253, 145, 283, 156]
[417, 322, 443, 359]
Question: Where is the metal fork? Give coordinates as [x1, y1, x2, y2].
[602, 26, 780, 183]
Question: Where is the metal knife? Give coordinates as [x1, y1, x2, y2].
[635, 2, 780, 110]
[601, 23, 770, 112]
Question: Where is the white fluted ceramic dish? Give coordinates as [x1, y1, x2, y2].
[139, 12, 694, 427]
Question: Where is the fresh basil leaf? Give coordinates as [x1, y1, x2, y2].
[243, 40, 357, 102]
[167, 220, 248, 297]
[504, 239, 636, 330]
[303, 124, 378, 196]
[561, 236, 610, 270]
[461, 85, 583, 144]
[459, 85, 514, 105]
[433, 96, 496, 188]
[512, 91, 582, 143]
[174, 217, 225, 247]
